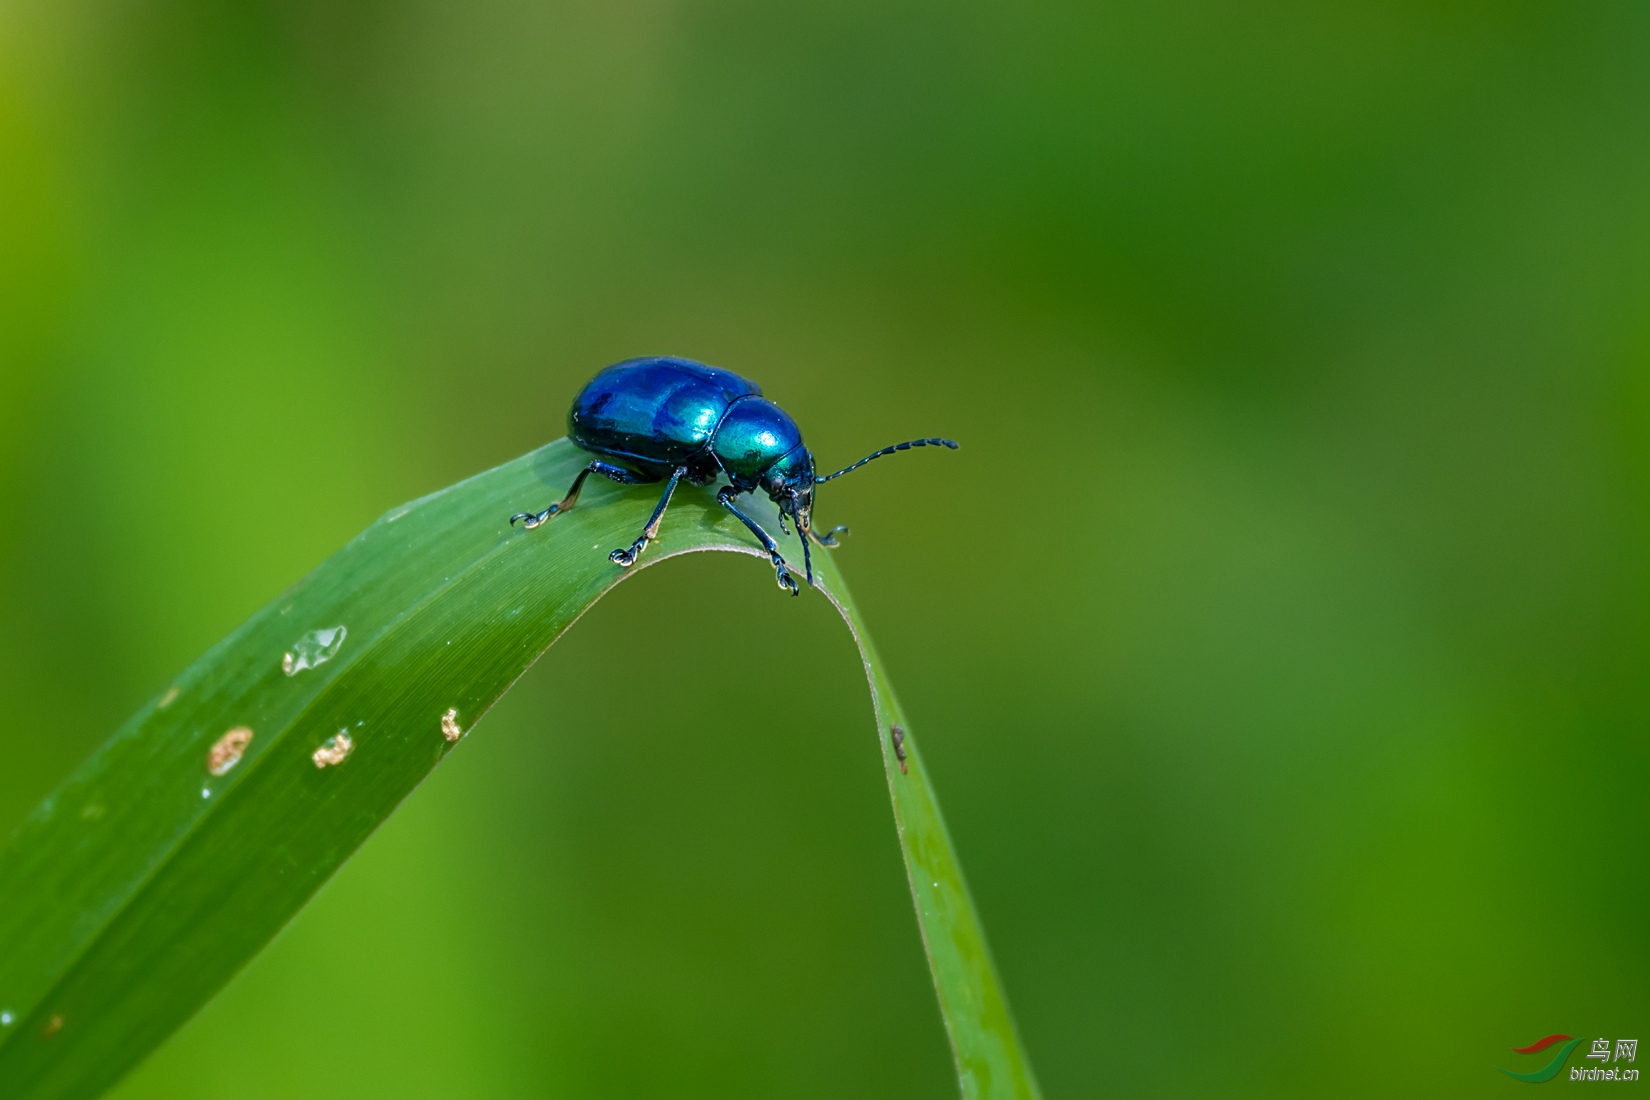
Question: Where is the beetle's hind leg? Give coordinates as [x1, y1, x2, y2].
[718, 486, 801, 596]
[511, 461, 649, 529]
[610, 466, 688, 567]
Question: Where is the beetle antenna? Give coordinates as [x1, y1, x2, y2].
[814, 438, 958, 483]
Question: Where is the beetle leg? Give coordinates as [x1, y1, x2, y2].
[717, 487, 800, 595]
[588, 461, 654, 485]
[511, 461, 649, 529]
[610, 466, 687, 567]
[807, 524, 849, 548]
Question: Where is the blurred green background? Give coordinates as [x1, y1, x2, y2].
[2, 0, 1647, 1096]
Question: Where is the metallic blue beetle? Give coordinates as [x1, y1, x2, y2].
[511, 356, 957, 594]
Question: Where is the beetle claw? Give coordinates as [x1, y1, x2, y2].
[772, 557, 800, 595]
[510, 511, 537, 528]
[510, 504, 561, 529]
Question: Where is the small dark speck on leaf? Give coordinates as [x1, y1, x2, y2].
[891, 725, 908, 773]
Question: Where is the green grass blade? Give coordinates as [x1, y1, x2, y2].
[815, 585, 1041, 1100]
[0, 440, 1038, 1100]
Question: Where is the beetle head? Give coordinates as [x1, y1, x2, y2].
[765, 444, 817, 538]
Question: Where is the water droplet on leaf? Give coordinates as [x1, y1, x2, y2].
[282, 626, 347, 676]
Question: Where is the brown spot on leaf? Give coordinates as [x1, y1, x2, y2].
[312, 732, 354, 768]
[440, 708, 463, 743]
[207, 727, 254, 776]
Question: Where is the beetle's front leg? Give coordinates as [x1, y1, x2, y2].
[717, 487, 800, 595]
[807, 524, 848, 548]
